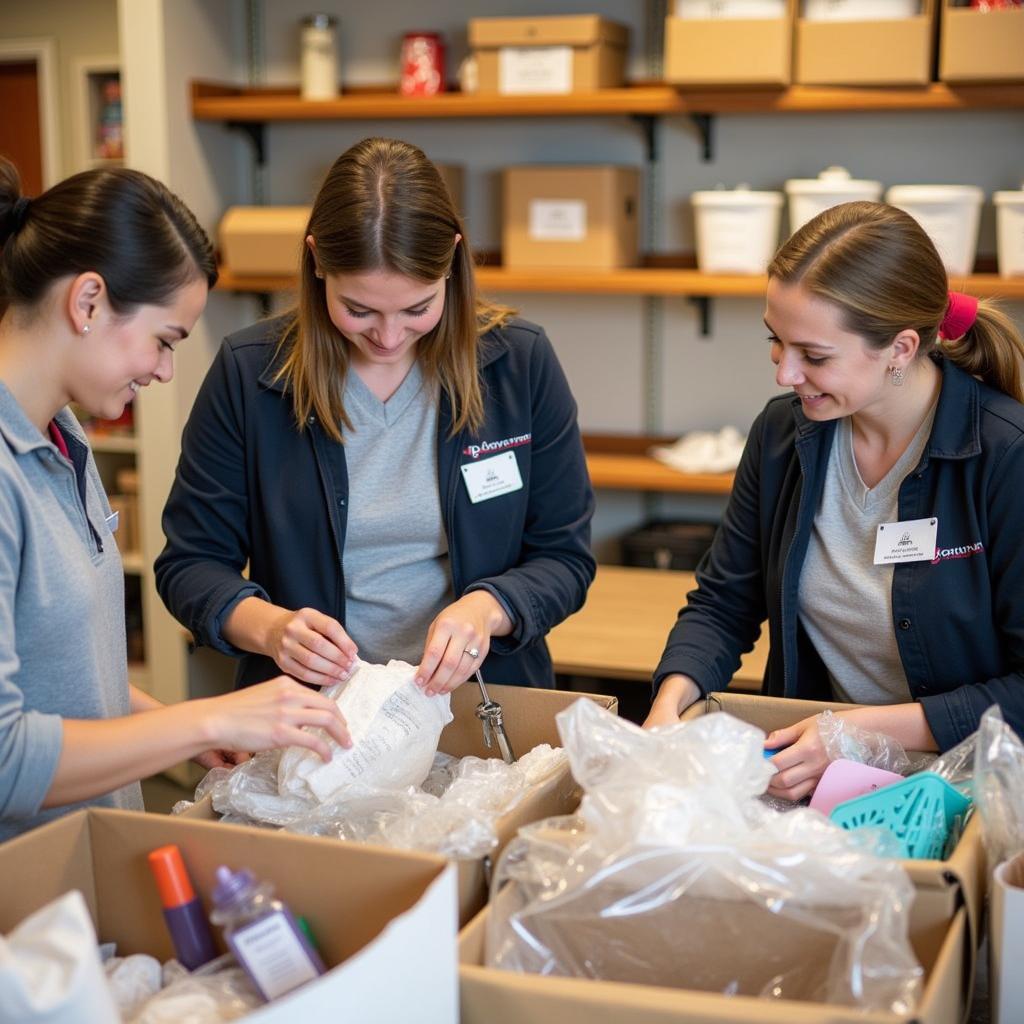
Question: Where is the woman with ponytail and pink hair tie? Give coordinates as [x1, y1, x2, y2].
[647, 201, 1024, 801]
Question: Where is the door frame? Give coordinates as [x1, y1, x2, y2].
[0, 37, 61, 188]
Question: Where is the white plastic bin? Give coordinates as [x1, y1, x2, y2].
[692, 186, 785, 274]
[885, 184, 985, 277]
[804, 0, 919, 20]
[785, 166, 883, 235]
[994, 185, 1024, 278]
[676, 0, 787, 16]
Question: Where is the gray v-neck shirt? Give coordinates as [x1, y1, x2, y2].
[341, 364, 454, 665]
[798, 408, 935, 705]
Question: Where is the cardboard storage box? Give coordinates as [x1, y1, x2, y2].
[795, 0, 936, 86]
[469, 15, 629, 94]
[219, 206, 310, 277]
[664, 1, 796, 87]
[503, 166, 639, 270]
[940, 1, 1024, 83]
[680, 691, 986, 944]
[181, 682, 618, 927]
[0, 808, 458, 1023]
[458, 902, 970, 1024]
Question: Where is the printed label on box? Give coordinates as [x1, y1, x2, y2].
[528, 199, 587, 242]
[499, 46, 573, 94]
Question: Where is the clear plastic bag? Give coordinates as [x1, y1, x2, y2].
[129, 960, 261, 1023]
[974, 705, 1024, 867]
[487, 700, 923, 1013]
[927, 731, 977, 798]
[815, 708, 916, 774]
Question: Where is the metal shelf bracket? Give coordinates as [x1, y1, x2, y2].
[226, 120, 267, 167]
[630, 113, 660, 163]
[690, 113, 714, 162]
[689, 295, 713, 337]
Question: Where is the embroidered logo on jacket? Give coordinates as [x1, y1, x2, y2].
[931, 541, 984, 565]
[463, 433, 532, 460]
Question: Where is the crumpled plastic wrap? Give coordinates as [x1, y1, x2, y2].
[927, 731, 977, 798]
[815, 708, 918, 774]
[103, 953, 163, 1018]
[128, 956, 262, 1023]
[181, 737, 567, 860]
[973, 704, 1024, 868]
[487, 701, 923, 1013]
[278, 659, 453, 799]
[649, 426, 746, 474]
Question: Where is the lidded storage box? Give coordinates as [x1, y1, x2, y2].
[885, 184, 985, 278]
[219, 206, 310, 277]
[785, 166, 883, 236]
[665, 0, 795, 85]
[468, 15, 628, 94]
[692, 186, 784, 275]
[994, 186, 1024, 279]
[503, 166, 640, 270]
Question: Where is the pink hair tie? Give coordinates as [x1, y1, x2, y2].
[939, 291, 979, 341]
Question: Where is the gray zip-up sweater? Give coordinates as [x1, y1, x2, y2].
[0, 383, 142, 843]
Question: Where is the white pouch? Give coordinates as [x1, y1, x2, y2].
[278, 659, 453, 800]
[0, 890, 119, 1023]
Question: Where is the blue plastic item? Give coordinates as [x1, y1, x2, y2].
[829, 771, 971, 860]
[763, 747, 783, 759]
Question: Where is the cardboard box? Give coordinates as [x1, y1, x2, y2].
[990, 851, 1024, 1024]
[940, 1, 1024, 83]
[795, 0, 937, 86]
[181, 683, 619, 926]
[503, 166, 640, 270]
[469, 15, 629, 94]
[680, 692, 986, 946]
[0, 808, 458, 1023]
[458, 902, 969, 1024]
[219, 206, 310, 277]
[664, 1, 796, 87]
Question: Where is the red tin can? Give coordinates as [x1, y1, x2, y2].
[400, 32, 445, 96]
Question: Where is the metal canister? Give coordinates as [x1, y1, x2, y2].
[399, 32, 445, 96]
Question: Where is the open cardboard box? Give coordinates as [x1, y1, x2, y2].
[795, 0, 937, 85]
[940, 0, 1024, 83]
[0, 808, 458, 1022]
[458, 900, 969, 1024]
[180, 683, 618, 926]
[680, 692, 986, 956]
[664, 0, 797, 87]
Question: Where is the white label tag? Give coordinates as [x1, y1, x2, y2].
[873, 517, 938, 565]
[104, 511, 119, 533]
[498, 45, 573, 94]
[460, 451, 524, 504]
[230, 911, 321, 1000]
[528, 199, 587, 242]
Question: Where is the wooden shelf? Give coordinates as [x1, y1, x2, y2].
[215, 264, 1024, 301]
[192, 80, 1024, 121]
[586, 452, 734, 494]
[87, 432, 138, 454]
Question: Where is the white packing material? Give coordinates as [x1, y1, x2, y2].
[103, 953, 163, 1018]
[0, 890, 120, 1023]
[278, 658, 454, 800]
[649, 425, 746, 474]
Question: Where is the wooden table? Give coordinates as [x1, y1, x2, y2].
[548, 565, 768, 692]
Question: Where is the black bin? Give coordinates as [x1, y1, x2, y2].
[621, 520, 717, 572]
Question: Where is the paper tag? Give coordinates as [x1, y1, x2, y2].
[229, 911, 321, 1000]
[528, 199, 587, 242]
[873, 517, 938, 565]
[104, 511, 119, 532]
[498, 45, 573, 94]
[461, 451, 524, 504]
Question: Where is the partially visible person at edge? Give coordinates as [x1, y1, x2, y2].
[0, 158, 350, 843]
[155, 137, 595, 697]
[645, 200, 1024, 802]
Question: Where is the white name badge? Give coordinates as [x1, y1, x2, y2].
[461, 451, 524, 504]
[873, 517, 938, 565]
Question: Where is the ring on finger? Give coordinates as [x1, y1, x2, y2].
[463, 646, 480, 660]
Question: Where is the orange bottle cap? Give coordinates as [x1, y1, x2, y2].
[148, 844, 196, 908]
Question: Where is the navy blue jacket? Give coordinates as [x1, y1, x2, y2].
[655, 356, 1024, 751]
[156, 315, 595, 690]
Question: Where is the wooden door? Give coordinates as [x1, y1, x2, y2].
[0, 60, 43, 196]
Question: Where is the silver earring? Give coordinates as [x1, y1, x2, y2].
[890, 366, 905, 387]
[81, 324, 91, 335]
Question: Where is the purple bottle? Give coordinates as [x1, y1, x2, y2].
[210, 865, 325, 1002]
[147, 844, 218, 971]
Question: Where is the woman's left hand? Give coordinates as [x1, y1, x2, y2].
[416, 591, 512, 696]
[193, 748, 250, 771]
[763, 714, 831, 802]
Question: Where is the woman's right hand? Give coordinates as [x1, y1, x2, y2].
[642, 673, 702, 729]
[201, 676, 352, 761]
[265, 607, 358, 686]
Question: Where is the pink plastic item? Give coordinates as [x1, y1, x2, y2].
[809, 758, 904, 816]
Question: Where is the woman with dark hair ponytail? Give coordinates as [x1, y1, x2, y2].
[0, 158, 350, 842]
[647, 201, 1024, 800]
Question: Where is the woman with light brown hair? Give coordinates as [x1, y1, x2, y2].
[157, 137, 595, 697]
[647, 200, 1024, 800]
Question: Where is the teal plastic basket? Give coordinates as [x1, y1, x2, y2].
[829, 771, 971, 860]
